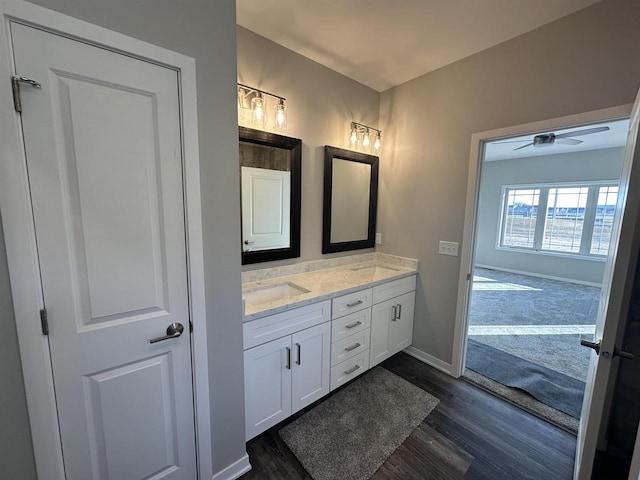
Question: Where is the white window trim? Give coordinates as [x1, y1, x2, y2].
[497, 180, 619, 258]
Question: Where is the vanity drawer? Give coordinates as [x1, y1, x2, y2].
[243, 300, 331, 349]
[330, 350, 370, 391]
[332, 288, 372, 319]
[331, 309, 371, 342]
[372, 275, 416, 304]
[330, 329, 370, 366]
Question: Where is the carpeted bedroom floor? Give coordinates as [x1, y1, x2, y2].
[466, 267, 601, 420]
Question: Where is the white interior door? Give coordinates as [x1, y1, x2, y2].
[575, 88, 640, 479]
[12, 23, 196, 479]
[241, 166, 290, 251]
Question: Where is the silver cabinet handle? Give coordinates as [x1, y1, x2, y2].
[150, 322, 184, 344]
[344, 342, 361, 352]
[344, 364, 360, 375]
[244, 240, 255, 245]
[345, 321, 362, 329]
[397, 304, 402, 319]
[391, 305, 397, 321]
[346, 300, 364, 308]
[296, 342, 301, 365]
[286, 346, 291, 369]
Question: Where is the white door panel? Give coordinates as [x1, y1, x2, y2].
[12, 23, 196, 479]
[291, 322, 331, 413]
[575, 87, 640, 478]
[241, 166, 290, 251]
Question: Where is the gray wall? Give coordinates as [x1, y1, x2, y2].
[378, 0, 640, 365]
[0, 214, 36, 479]
[7, 0, 246, 477]
[237, 27, 380, 270]
[475, 148, 625, 285]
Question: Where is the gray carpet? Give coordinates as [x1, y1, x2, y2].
[469, 268, 599, 382]
[466, 339, 586, 418]
[279, 367, 439, 480]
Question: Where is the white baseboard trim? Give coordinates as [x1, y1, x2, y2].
[211, 454, 251, 480]
[403, 346, 452, 376]
[475, 264, 602, 288]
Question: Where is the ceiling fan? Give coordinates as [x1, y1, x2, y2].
[495, 126, 610, 151]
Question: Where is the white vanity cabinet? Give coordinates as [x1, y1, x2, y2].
[370, 276, 417, 367]
[329, 289, 372, 390]
[243, 301, 331, 440]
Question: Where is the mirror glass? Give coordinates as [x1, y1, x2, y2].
[323, 146, 379, 254]
[239, 127, 301, 265]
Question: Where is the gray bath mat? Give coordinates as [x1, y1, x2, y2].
[279, 367, 439, 480]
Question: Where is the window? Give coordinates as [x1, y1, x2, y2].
[499, 182, 619, 257]
[501, 188, 539, 249]
[590, 185, 618, 255]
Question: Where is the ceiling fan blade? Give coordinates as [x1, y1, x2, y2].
[493, 139, 530, 144]
[555, 138, 583, 145]
[513, 143, 533, 151]
[555, 126, 610, 139]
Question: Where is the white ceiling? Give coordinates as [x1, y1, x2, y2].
[484, 119, 630, 162]
[236, 0, 601, 92]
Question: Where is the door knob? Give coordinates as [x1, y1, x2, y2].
[150, 322, 184, 344]
[580, 339, 600, 354]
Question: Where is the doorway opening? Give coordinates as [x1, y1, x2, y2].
[461, 118, 629, 432]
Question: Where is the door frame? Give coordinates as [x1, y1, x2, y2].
[450, 104, 633, 378]
[0, 2, 213, 479]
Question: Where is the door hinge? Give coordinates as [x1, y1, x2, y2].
[39, 308, 49, 336]
[11, 76, 42, 113]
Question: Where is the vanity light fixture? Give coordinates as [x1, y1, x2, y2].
[349, 122, 382, 154]
[238, 83, 287, 130]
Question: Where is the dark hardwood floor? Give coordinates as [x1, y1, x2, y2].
[241, 352, 577, 479]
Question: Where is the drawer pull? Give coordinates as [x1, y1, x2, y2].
[397, 304, 402, 319]
[345, 321, 363, 329]
[391, 305, 397, 321]
[296, 342, 301, 365]
[346, 300, 364, 308]
[344, 364, 361, 375]
[344, 342, 361, 352]
[286, 346, 291, 370]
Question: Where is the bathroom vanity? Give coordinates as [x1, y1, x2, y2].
[242, 253, 418, 440]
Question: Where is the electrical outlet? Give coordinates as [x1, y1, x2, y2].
[375, 233, 382, 245]
[439, 241, 459, 256]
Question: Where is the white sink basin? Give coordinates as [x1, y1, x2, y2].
[350, 265, 400, 275]
[243, 282, 310, 306]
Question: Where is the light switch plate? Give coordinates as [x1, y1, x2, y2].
[375, 233, 382, 245]
[439, 240, 459, 256]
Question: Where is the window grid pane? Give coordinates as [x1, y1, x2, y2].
[590, 185, 618, 255]
[542, 187, 588, 253]
[501, 188, 539, 249]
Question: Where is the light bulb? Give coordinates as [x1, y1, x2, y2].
[350, 125, 358, 146]
[362, 129, 370, 149]
[275, 100, 287, 130]
[373, 132, 381, 152]
[251, 94, 266, 126]
[237, 88, 244, 120]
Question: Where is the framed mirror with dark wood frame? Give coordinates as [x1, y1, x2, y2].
[239, 126, 301, 265]
[322, 146, 379, 254]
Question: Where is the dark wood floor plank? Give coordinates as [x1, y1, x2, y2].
[241, 352, 576, 479]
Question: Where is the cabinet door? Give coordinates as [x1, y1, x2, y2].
[391, 291, 415, 353]
[244, 336, 292, 440]
[291, 322, 331, 414]
[370, 300, 394, 367]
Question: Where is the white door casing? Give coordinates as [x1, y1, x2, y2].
[241, 166, 290, 251]
[574, 88, 640, 479]
[12, 23, 196, 479]
[0, 3, 213, 479]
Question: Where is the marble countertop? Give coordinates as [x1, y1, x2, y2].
[242, 256, 418, 321]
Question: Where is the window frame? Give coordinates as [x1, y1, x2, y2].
[497, 181, 619, 259]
